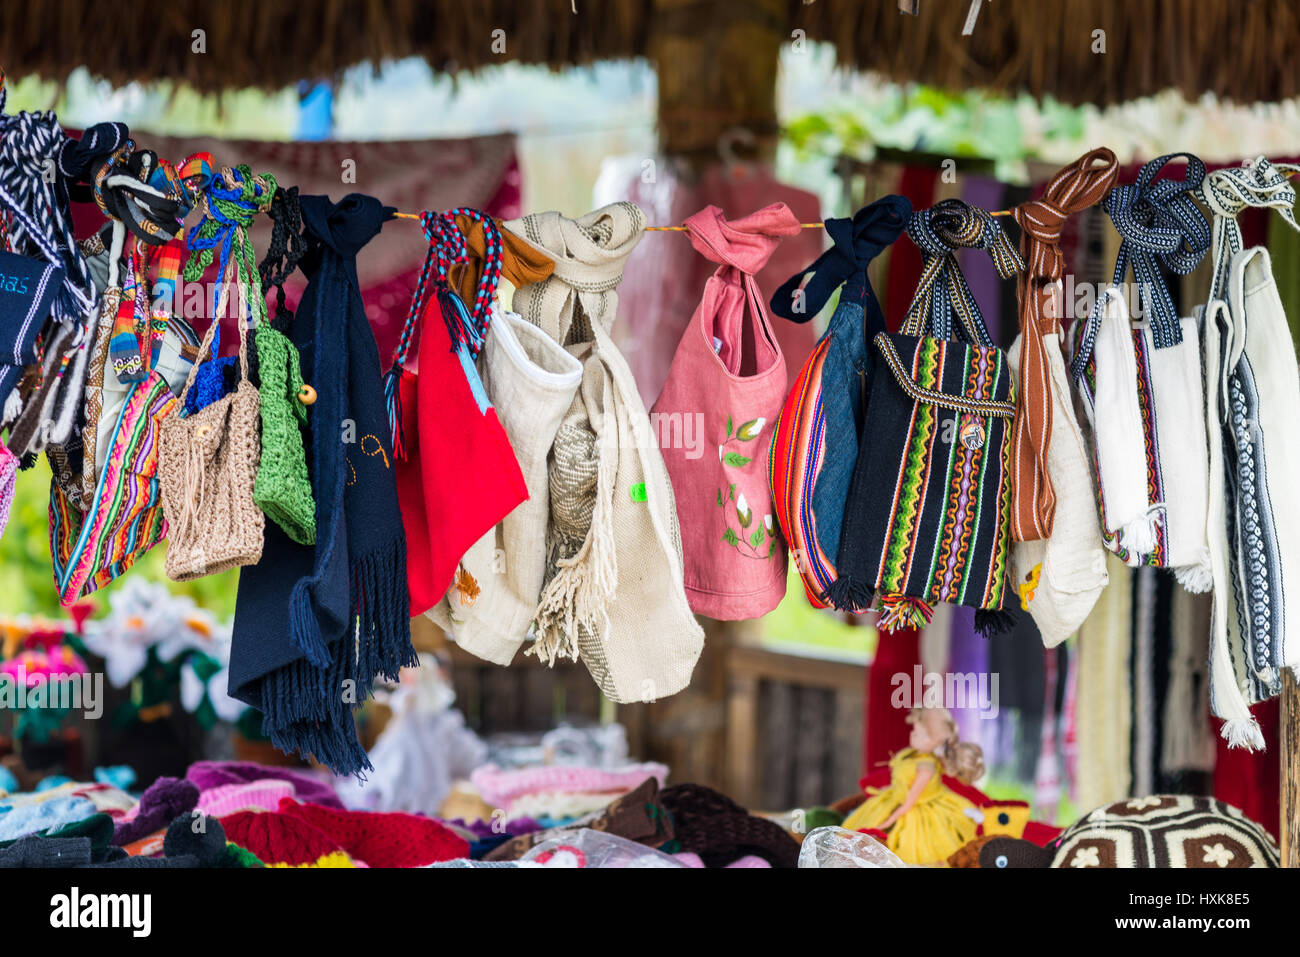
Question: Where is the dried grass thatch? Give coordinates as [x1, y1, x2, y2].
[1, 0, 1297, 106]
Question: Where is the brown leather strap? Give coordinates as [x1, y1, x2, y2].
[1009, 148, 1118, 543]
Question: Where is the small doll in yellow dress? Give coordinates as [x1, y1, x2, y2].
[842, 707, 984, 865]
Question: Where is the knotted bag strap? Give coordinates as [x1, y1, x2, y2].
[902, 198, 1023, 344]
[0, 109, 97, 322]
[257, 185, 306, 332]
[382, 207, 503, 457]
[1069, 154, 1209, 381]
[1200, 156, 1300, 302]
[1007, 147, 1118, 542]
[769, 194, 912, 323]
[178, 164, 277, 397]
[93, 144, 194, 381]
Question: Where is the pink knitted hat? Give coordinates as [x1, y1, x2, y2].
[197, 781, 295, 818]
[469, 763, 668, 809]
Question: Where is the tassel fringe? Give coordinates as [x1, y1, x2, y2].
[1174, 554, 1213, 594]
[1118, 504, 1164, 559]
[264, 539, 415, 778]
[529, 414, 619, 666]
[1219, 716, 1266, 751]
[382, 364, 406, 462]
[820, 575, 874, 614]
[875, 593, 934, 633]
[974, 608, 1016, 639]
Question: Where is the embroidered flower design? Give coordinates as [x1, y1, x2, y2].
[1069, 847, 1101, 868]
[714, 414, 777, 560]
[1202, 843, 1235, 867]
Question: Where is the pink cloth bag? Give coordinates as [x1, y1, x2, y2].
[652, 203, 801, 619]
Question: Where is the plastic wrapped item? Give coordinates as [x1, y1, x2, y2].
[520, 828, 686, 868]
[798, 826, 911, 868]
[484, 722, 631, 770]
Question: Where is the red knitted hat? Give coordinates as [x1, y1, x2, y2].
[275, 798, 469, 867]
[220, 810, 354, 868]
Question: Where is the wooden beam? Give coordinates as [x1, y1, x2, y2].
[1283, 668, 1299, 867]
[649, 0, 786, 165]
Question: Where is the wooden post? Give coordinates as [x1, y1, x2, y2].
[649, 0, 786, 169]
[1283, 668, 1299, 866]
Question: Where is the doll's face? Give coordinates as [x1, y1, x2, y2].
[909, 712, 943, 752]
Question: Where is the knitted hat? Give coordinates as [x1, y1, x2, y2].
[186, 760, 344, 809]
[220, 810, 353, 868]
[0, 795, 97, 841]
[113, 777, 199, 847]
[659, 783, 800, 869]
[0, 834, 92, 868]
[196, 781, 295, 818]
[162, 813, 264, 868]
[275, 798, 468, 868]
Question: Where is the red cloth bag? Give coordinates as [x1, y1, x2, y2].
[391, 212, 527, 615]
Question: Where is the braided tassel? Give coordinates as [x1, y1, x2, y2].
[875, 594, 934, 633]
[383, 364, 407, 462]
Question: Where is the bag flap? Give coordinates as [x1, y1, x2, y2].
[873, 331, 1015, 418]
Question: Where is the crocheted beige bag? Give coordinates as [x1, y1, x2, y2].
[159, 278, 263, 580]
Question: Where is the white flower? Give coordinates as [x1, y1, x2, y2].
[1202, 843, 1235, 867]
[1069, 847, 1101, 868]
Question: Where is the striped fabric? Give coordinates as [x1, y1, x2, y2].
[1008, 148, 1118, 543]
[768, 195, 910, 610]
[49, 373, 176, 605]
[1069, 155, 1210, 570]
[769, 335, 840, 607]
[831, 200, 1023, 634]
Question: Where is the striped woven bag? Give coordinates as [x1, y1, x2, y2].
[768, 195, 910, 610]
[826, 199, 1024, 636]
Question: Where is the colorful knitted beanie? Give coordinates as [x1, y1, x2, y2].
[220, 810, 353, 868]
[196, 780, 295, 818]
[275, 798, 468, 867]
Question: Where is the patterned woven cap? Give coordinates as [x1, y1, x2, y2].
[1051, 795, 1279, 868]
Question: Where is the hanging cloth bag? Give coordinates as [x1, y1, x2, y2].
[425, 215, 578, 665]
[768, 194, 911, 612]
[386, 208, 529, 616]
[652, 203, 802, 620]
[159, 166, 276, 581]
[251, 185, 316, 546]
[1068, 154, 1212, 586]
[508, 203, 704, 703]
[47, 146, 194, 605]
[1007, 148, 1118, 646]
[826, 199, 1024, 635]
[1199, 157, 1300, 748]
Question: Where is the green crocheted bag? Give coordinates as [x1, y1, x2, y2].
[252, 324, 315, 545]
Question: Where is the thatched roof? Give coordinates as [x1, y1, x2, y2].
[1, 0, 1297, 106]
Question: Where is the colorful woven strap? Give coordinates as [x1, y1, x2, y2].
[93, 144, 193, 381]
[903, 198, 1022, 344]
[184, 164, 278, 363]
[1200, 156, 1300, 301]
[1008, 147, 1118, 542]
[769, 194, 911, 321]
[384, 208, 503, 455]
